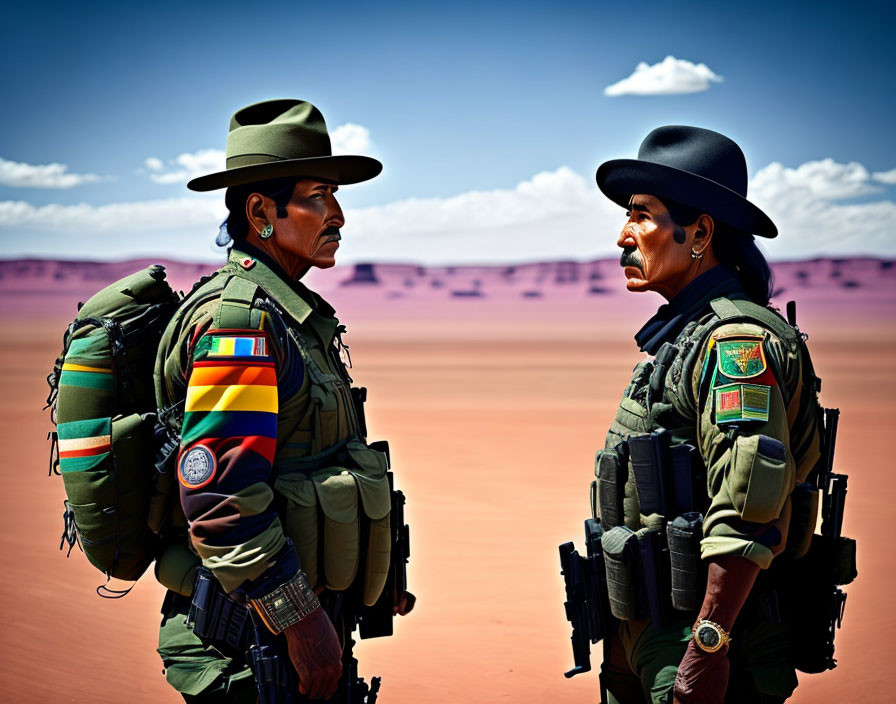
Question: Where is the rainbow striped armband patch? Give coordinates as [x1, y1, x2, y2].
[179, 330, 279, 481]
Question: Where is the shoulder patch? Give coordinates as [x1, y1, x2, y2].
[716, 337, 767, 379]
[179, 444, 217, 489]
[196, 331, 270, 360]
[714, 383, 771, 424]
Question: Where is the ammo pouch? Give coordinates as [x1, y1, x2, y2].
[601, 525, 667, 628]
[625, 430, 706, 521]
[274, 439, 392, 606]
[666, 512, 704, 612]
[595, 449, 626, 529]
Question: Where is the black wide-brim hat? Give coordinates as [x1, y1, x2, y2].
[596, 125, 777, 238]
[187, 99, 382, 192]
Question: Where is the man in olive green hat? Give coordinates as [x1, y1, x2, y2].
[585, 126, 832, 704]
[154, 99, 414, 703]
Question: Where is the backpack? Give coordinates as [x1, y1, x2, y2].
[46, 265, 184, 595]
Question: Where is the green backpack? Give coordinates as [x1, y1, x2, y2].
[46, 265, 185, 595]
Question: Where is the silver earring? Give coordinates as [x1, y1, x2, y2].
[260, 224, 273, 239]
[691, 248, 704, 260]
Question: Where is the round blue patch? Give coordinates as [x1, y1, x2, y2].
[178, 444, 217, 489]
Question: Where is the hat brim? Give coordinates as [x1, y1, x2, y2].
[187, 154, 383, 192]
[596, 159, 777, 238]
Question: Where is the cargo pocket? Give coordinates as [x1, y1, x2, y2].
[276, 474, 321, 588]
[276, 440, 392, 601]
[731, 434, 791, 524]
[346, 442, 392, 606]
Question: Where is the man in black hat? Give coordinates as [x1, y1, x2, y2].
[588, 126, 825, 703]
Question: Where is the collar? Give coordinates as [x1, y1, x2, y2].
[634, 266, 748, 355]
[228, 244, 339, 343]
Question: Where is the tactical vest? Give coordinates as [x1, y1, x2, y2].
[599, 297, 811, 524]
[593, 297, 818, 620]
[155, 265, 392, 606]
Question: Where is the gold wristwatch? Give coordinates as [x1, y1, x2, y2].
[692, 619, 731, 653]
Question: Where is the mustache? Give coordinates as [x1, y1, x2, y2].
[620, 246, 643, 269]
[321, 226, 341, 241]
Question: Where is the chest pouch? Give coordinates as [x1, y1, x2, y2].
[273, 440, 391, 606]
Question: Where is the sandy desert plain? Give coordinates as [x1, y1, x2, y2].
[0, 255, 893, 703]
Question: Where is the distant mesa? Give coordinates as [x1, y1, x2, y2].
[841, 280, 860, 288]
[555, 261, 579, 284]
[341, 263, 380, 286]
[522, 290, 542, 298]
[451, 279, 484, 298]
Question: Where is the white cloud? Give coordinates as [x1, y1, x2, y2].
[604, 56, 723, 96]
[330, 123, 372, 154]
[143, 149, 225, 184]
[142, 123, 375, 185]
[873, 168, 896, 184]
[1, 159, 894, 262]
[749, 158, 896, 259]
[751, 158, 880, 201]
[0, 156, 106, 189]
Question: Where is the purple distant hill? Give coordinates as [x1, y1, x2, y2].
[3, 257, 893, 319]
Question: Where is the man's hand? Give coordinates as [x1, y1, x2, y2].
[282, 606, 343, 700]
[673, 640, 730, 704]
[394, 590, 416, 616]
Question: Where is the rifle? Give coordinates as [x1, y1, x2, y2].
[790, 406, 856, 673]
[559, 519, 612, 679]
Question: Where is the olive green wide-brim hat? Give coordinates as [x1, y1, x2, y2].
[187, 99, 382, 192]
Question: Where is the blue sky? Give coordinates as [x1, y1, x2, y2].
[1, 0, 894, 263]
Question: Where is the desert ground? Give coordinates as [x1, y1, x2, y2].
[0, 256, 891, 702]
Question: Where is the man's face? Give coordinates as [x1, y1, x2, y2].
[268, 179, 345, 269]
[617, 194, 694, 299]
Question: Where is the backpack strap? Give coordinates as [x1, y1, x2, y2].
[709, 297, 798, 346]
[214, 275, 262, 330]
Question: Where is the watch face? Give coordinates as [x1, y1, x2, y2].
[697, 625, 721, 650]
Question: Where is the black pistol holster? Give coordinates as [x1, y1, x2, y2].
[186, 568, 382, 704]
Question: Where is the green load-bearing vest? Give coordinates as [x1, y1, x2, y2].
[155, 252, 393, 605]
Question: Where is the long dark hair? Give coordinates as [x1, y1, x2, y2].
[216, 178, 299, 246]
[658, 196, 774, 305]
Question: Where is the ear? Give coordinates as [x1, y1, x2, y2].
[245, 192, 271, 237]
[692, 213, 715, 255]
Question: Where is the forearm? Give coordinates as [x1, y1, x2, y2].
[697, 555, 760, 631]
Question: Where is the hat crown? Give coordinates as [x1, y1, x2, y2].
[225, 99, 333, 169]
[638, 126, 748, 197]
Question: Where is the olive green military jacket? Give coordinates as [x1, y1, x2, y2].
[602, 296, 821, 569]
[155, 247, 391, 601]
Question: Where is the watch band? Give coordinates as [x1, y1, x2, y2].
[692, 618, 732, 653]
[249, 570, 320, 635]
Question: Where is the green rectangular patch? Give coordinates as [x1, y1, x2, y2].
[58, 417, 111, 440]
[67, 334, 109, 356]
[60, 369, 114, 391]
[714, 383, 770, 424]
